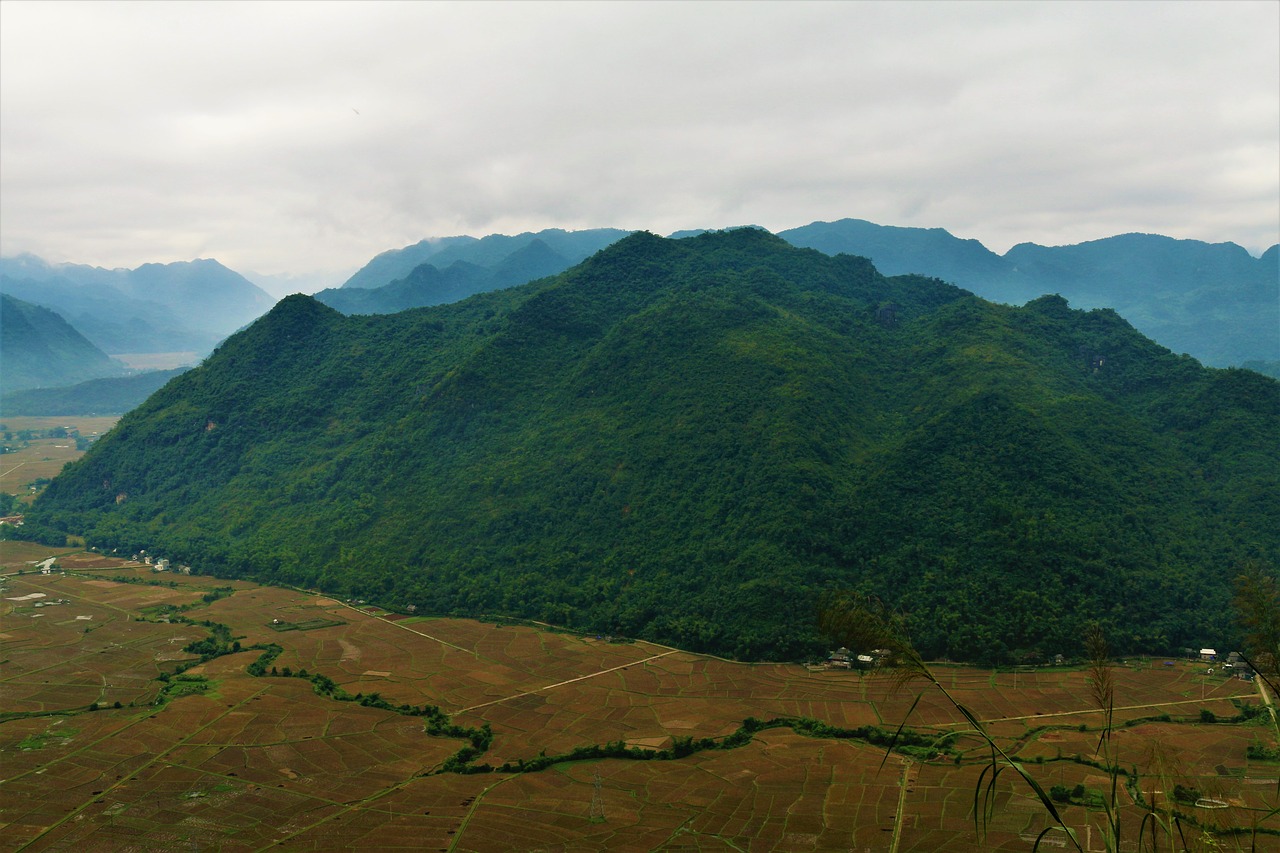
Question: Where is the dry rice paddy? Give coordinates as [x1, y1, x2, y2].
[1, 551, 1276, 851]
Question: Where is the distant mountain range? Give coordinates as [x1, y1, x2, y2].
[25, 230, 1278, 662]
[0, 255, 274, 355]
[318, 221, 1278, 369]
[339, 228, 632, 290]
[779, 219, 1278, 368]
[3, 219, 1273, 415]
[313, 228, 631, 315]
[0, 294, 128, 395]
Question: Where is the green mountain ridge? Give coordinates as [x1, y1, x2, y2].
[0, 294, 128, 394]
[22, 230, 1280, 662]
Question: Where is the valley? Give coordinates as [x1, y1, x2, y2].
[0, 418, 119, 501]
[2, 549, 1276, 851]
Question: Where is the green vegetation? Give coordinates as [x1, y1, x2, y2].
[267, 617, 346, 632]
[19, 229, 1280, 662]
[0, 293, 126, 395]
[0, 368, 189, 416]
[154, 673, 215, 705]
[17, 725, 79, 750]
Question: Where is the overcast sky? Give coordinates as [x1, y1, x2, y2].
[2, 1, 1277, 283]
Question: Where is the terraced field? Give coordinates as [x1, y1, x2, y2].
[2, 548, 1276, 851]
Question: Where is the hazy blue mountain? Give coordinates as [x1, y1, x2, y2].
[339, 236, 479, 291]
[780, 220, 1278, 367]
[0, 255, 275, 355]
[999, 234, 1277, 366]
[24, 230, 1278, 663]
[313, 261, 491, 315]
[319, 233, 620, 316]
[0, 367, 189, 416]
[486, 239, 572, 288]
[781, 218, 1011, 293]
[339, 228, 631, 291]
[1242, 360, 1280, 380]
[1, 294, 127, 395]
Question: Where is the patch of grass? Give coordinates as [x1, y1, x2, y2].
[17, 724, 79, 750]
[268, 618, 346, 632]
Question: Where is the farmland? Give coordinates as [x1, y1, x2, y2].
[0, 417, 120, 499]
[1, 549, 1277, 851]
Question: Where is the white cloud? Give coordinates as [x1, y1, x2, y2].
[2, 0, 1276, 274]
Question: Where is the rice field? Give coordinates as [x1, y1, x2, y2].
[2, 553, 1276, 851]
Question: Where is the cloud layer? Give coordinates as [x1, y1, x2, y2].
[2, 1, 1276, 277]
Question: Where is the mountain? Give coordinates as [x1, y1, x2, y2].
[780, 218, 1010, 293]
[0, 294, 128, 395]
[313, 262, 490, 315]
[339, 228, 632, 292]
[1000, 233, 1278, 367]
[22, 230, 1279, 663]
[0, 367, 189, 416]
[0, 255, 276, 355]
[779, 219, 1279, 367]
[314, 239, 580, 316]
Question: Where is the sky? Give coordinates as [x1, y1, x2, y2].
[1, 0, 1277, 287]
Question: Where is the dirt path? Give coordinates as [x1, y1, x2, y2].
[888, 757, 913, 853]
[329, 598, 479, 656]
[1256, 674, 1278, 732]
[935, 693, 1249, 727]
[456, 650, 680, 715]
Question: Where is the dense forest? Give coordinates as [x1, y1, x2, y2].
[21, 230, 1280, 662]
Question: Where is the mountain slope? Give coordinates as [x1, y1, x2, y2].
[23, 230, 1279, 662]
[780, 220, 1279, 367]
[0, 255, 275, 354]
[0, 294, 127, 394]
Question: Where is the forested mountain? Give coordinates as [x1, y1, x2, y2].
[23, 230, 1279, 662]
[338, 227, 631, 292]
[0, 294, 127, 395]
[0, 255, 275, 355]
[0, 367, 189, 416]
[780, 219, 1279, 367]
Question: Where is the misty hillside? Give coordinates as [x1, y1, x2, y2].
[339, 228, 632, 291]
[313, 239, 580, 316]
[0, 367, 189, 416]
[0, 255, 275, 355]
[0, 293, 128, 395]
[781, 219, 1279, 367]
[24, 230, 1278, 662]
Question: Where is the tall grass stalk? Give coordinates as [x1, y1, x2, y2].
[817, 592, 1266, 853]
